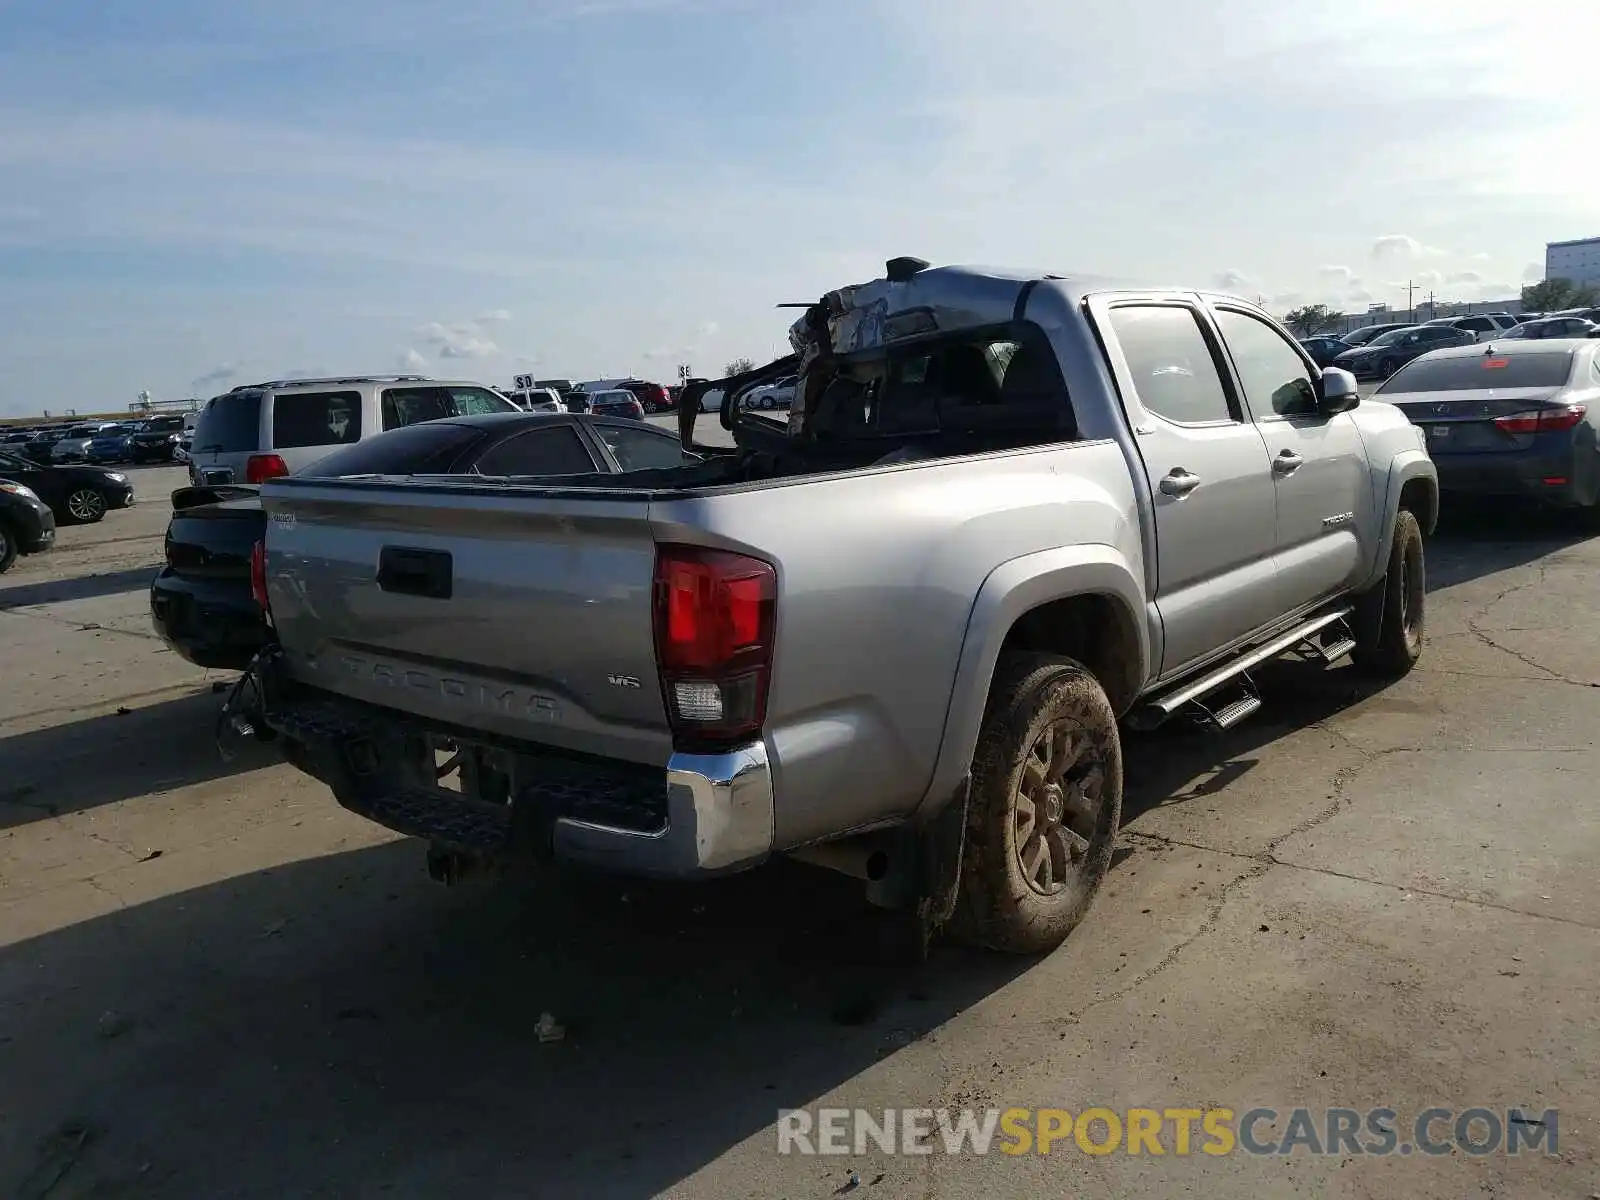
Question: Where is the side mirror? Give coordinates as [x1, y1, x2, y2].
[1317, 367, 1360, 415]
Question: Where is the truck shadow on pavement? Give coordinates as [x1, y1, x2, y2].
[0, 846, 1028, 1198]
[1121, 657, 1392, 825]
[0, 565, 159, 609]
[0, 688, 274, 829]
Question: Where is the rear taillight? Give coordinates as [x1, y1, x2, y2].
[1494, 404, 1587, 435]
[245, 453, 290, 483]
[653, 545, 776, 750]
[249, 540, 270, 614]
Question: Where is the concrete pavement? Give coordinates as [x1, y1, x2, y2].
[1, 462, 1596, 1198]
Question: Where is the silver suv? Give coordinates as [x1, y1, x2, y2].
[186, 375, 519, 485]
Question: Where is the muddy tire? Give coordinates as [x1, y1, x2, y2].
[951, 653, 1122, 954]
[1352, 508, 1425, 677]
[0, 522, 17, 574]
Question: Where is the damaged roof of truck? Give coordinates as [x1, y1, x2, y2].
[789, 260, 1144, 356]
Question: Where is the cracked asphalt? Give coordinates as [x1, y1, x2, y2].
[1, 463, 1597, 1199]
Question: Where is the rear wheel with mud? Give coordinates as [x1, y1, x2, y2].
[951, 653, 1122, 954]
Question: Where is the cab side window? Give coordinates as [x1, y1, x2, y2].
[1215, 310, 1319, 418]
[1108, 305, 1235, 425]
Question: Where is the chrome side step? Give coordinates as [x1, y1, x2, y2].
[1130, 608, 1354, 732]
[1189, 674, 1262, 730]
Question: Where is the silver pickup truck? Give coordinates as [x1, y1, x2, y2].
[237, 260, 1437, 957]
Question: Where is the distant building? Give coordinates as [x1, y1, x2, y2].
[1546, 236, 1600, 289]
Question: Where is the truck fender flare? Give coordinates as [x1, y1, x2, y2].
[1361, 450, 1438, 591]
[916, 543, 1149, 817]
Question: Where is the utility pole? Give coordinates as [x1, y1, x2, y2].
[1405, 280, 1418, 322]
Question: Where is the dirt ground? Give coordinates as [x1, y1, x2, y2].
[2, 458, 1597, 1199]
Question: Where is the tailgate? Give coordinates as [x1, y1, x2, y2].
[261, 478, 670, 765]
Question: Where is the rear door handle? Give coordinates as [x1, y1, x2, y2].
[377, 546, 453, 599]
[1273, 450, 1304, 475]
[1159, 468, 1202, 497]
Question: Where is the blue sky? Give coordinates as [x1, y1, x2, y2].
[1, 0, 1595, 416]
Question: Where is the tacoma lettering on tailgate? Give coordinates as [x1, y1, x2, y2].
[337, 654, 561, 722]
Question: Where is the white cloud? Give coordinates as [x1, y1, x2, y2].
[1371, 234, 1447, 261]
[1213, 268, 1252, 294]
[400, 348, 429, 370]
[1478, 282, 1515, 300]
[418, 320, 499, 359]
[1470, 252, 1492, 262]
[1446, 270, 1481, 285]
[697, 320, 720, 337]
[1319, 265, 1352, 283]
[476, 308, 512, 323]
[192, 362, 242, 391]
[1414, 269, 1442, 287]
[1523, 262, 1544, 281]
[1347, 289, 1373, 305]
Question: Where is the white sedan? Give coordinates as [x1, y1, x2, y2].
[742, 375, 798, 410]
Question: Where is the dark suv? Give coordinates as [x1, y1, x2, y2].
[130, 414, 189, 462]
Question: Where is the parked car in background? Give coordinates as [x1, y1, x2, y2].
[743, 374, 799, 409]
[1497, 316, 1600, 341]
[620, 380, 675, 413]
[184, 374, 519, 486]
[50, 422, 117, 463]
[1376, 339, 1600, 521]
[0, 479, 57, 573]
[1297, 336, 1353, 368]
[0, 447, 135, 524]
[1423, 313, 1519, 342]
[84, 423, 137, 464]
[1338, 322, 1414, 349]
[584, 389, 648, 421]
[22, 429, 68, 465]
[153, 412, 700, 670]
[1332, 324, 1475, 379]
[516, 387, 566, 413]
[129, 413, 189, 462]
[2, 429, 35, 445]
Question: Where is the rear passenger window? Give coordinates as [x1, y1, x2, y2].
[1214, 309, 1318, 418]
[473, 426, 596, 475]
[592, 424, 693, 471]
[270, 390, 361, 449]
[193, 393, 263, 451]
[381, 387, 454, 429]
[448, 387, 516, 415]
[1108, 306, 1234, 425]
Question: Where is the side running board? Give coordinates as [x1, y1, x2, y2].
[1130, 609, 1355, 732]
